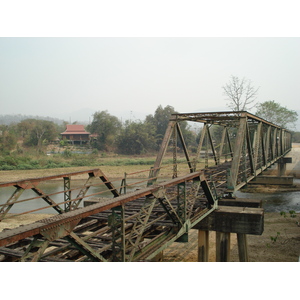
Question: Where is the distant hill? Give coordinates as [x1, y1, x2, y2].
[0, 114, 66, 126]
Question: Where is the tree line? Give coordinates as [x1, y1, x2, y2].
[86, 105, 197, 154]
[1, 75, 299, 157]
[0, 105, 199, 156]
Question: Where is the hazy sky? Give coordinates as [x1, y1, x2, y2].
[1, 37, 299, 122]
[1, 37, 299, 127]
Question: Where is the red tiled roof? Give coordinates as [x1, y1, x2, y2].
[61, 125, 90, 135]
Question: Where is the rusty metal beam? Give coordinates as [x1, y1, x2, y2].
[229, 117, 247, 189]
[0, 171, 203, 248]
[0, 169, 102, 188]
[148, 120, 177, 183]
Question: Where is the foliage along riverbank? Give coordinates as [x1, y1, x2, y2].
[0, 155, 196, 182]
[0, 151, 160, 171]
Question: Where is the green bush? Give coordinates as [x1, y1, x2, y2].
[62, 149, 72, 158]
[0, 164, 16, 170]
[18, 163, 35, 170]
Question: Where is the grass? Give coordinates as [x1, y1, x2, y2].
[0, 144, 213, 182]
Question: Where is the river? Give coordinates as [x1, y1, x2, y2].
[1, 178, 299, 215]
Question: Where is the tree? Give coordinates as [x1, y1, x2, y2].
[145, 105, 197, 151]
[116, 120, 156, 155]
[145, 105, 178, 149]
[0, 125, 17, 153]
[222, 75, 259, 111]
[87, 111, 121, 151]
[18, 119, 57, 150]
[255, 100, 298, 129]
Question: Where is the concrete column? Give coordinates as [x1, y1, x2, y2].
[216, 232, 231, 262]
[198, 230, 209, 262]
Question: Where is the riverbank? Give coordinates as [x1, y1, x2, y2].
[0, 165, 146, 182]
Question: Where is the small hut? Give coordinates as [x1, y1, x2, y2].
[61, 125, 90, 144]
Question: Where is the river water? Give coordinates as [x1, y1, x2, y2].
[235, 190, 300, 213]
[0, 178, 146, 215]
[1, 178, 299, 215]
[235, 177, 300, 213]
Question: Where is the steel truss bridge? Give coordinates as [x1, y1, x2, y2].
[0, 111, 292, 262]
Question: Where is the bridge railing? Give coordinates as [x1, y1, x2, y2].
[0, 169, 120, 223]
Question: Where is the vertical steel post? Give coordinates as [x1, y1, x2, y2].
[218, 126, 227, 164]
[245, 123, 255, 174]
[253, 122, 262, 171]
[149, 120, 176, 184]
[177, 181, 187, 225]
[176, 123, 193, 173]
[0, 186, 25, 220]
[109, 205, 125, 262]
[229, 116, 247, 190]
[207, 125, 218, 165]
[173, 124, 178, 178]
[194, 123, 207, 171]
[64, 177, 71, 212]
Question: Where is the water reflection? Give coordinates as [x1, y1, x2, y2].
[0, 179, 143, 215]
[1, 178, 299, 215]
[235, 190, 300, 212]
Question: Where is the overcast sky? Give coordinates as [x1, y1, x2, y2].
[1, 37, 299, 125]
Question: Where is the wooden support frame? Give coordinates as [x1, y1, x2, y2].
[198, 230, 209, 262]
[237, 233, 249, 262]
[216, 232, 231, 262]
[193, 206, 264, 235]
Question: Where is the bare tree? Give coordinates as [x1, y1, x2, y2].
[222, 75, 259, 111]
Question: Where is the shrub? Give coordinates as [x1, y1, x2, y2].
[0, 164, 16, 170]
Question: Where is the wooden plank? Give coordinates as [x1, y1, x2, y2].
[250, 176, 293, 185]
[218, 198, 262, 208]
[193, 206, 264, 235]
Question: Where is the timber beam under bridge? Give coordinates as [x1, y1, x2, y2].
[0, 111, 292, 262]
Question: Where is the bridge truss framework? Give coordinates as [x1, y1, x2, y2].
[0, 111, 292, 262]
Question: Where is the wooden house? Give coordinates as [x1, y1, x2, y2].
[61, 125, 90, 144]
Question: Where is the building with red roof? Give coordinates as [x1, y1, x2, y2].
[61, 125, 91, 144]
